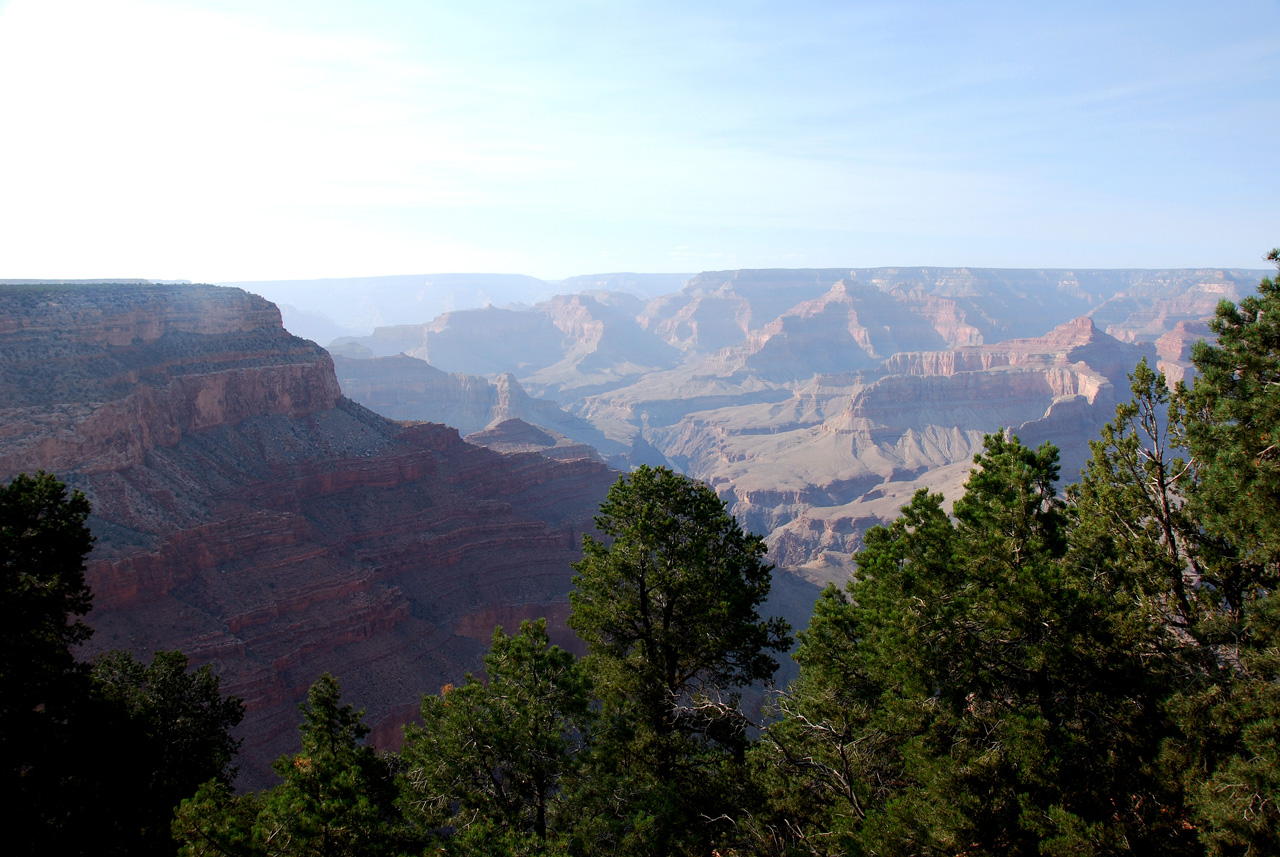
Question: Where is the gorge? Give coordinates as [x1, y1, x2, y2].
[322, 266, 1261, 584]
[0, 266, 1261, 786]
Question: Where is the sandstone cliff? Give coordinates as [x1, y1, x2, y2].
[0, 283, 618, 788]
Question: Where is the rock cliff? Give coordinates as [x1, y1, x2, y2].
[645, 317, 1153, 583]
[0, 283, 617, 788]
[299, 267, 1258, 587]
[464, 418, 605, 463]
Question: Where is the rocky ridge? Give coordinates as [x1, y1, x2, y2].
[656, 316, 1151, 580]
[325, 267, 1261, 584]
[330, 355, 625, 461]
[464, 418, 605, 463]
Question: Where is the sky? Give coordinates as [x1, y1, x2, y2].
[0, 0, 1276, 282]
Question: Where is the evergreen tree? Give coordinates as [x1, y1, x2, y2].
[177, 674, 399, 857]
[743, 582, 893, 856]
[1069, 358, 1201, 642]
[399, 619, 592, 854]
[753, 435, 1182, 856]
[1069, 251, 1280, 854]
[0, 472, 94, 717]
[1, 472, 95, 827]
[88, 650, 245, 856]
[256, 674, 398, 856]
[173, 779, 264, 857]
[1173, 251, 1280, 854]
[567, 465, 790, 855]
[1186, 248, 1280, 576]
[3, 473, 245, 856]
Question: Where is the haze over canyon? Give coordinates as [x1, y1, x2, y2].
[0, 265, 1262, 785]
[273, 266, 1261, 585]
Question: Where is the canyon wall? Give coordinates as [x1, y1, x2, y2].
[0, 283, 619, 788]
[325, 267, 1262, 585]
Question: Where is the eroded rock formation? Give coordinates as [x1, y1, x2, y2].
[0, 283, 618, 788]
[318, 267, 1260, 586]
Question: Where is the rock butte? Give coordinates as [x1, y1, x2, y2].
[328, 267, 1261, 585]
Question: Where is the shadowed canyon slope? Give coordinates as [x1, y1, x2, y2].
[0, 283, 624, 788]
[326, 266, 1263, 585]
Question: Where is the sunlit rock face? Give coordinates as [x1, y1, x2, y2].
[651, 316, 1154, 584]
[0, 283, 617, 788]
[322, 267, 1259, 587]
[0, 285, 342, 477]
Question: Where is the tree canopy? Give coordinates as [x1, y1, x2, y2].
[0, 471, 94, 727]
[753, 434, 1183, 855]
[176, 673, 397, 857]
[399, 619, 592, 854]
[1, 472, 244, 857]
[568, 465, 790, 728]
[568, 464, 791, 855]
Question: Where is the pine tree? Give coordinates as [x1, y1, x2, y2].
[175, 675, 399, 857]
[754, 435, 1181, 856]
[255, 674, 397, 856]
[399, 619, 592, 854]
[1069, 252, 1280, 854]
[2, 472, 97, 854]
[87, 650, 244, 855]
[567, 465, 790, 855]
[1174, 251, 1280, 854]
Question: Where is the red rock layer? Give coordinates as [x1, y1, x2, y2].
[0, 284, 616, 788]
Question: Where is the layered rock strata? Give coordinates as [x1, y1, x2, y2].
[316, 267, 1258, 585]
[464, 418, 604, 463]
[0, 283, 617, 788]
[331, 355, 626, 461]
[652, 318, 1153, 582]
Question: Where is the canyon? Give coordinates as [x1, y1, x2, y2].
[0, 283, 630, 788]
[0, 266, 1262, 787]
[324, 266, 1265, 585]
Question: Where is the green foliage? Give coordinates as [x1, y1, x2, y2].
[569, 465, 790, 724]
[1187, 249, 1280, 572]
[1059, 254, 1280, 854]
[2, 472, 97, 852]
[1069, 357, 1200, 639]
[1166, 250, 1280, 854]
[567, 465, 791, 855]
[753, 435, 1183, 856]
[743, 583, 892, 856]
[258, 674, 398, 856]
[0, 471, 94, 724]
[1184, 594, 1280, 856]
[85, 650, 245, 855]
[173, 779, 264, 857]
[1, 473, 245, 856]
[92, 649, 245, 793]
[399, 619, 592, 851]
[177, 673, 399, 857]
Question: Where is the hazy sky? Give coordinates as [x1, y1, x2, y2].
[0, 0, 1276, 281]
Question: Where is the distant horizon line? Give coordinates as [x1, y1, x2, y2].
[214, 263, 1276, 284]
[4, 261, 1277, 289]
